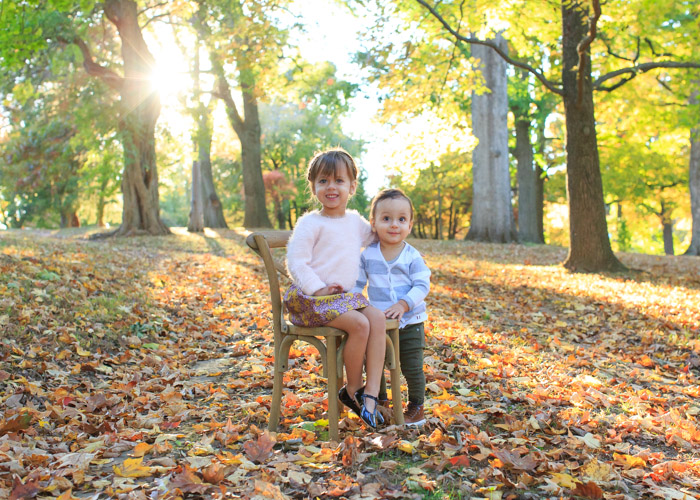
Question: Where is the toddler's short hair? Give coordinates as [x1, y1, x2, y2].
[370, 188, 414, 222]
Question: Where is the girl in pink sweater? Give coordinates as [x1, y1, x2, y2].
[284, 148, 386, 428]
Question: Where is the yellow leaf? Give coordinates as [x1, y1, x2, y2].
[132, 442, 154, 458]
[613, 453, 646, 468]
[398, 440, 415, 454]
[312, 447, 334, 462]
[550, 472, 577, 488]
[75, 345, 91, 357]
[555, 321, 568, 328]
[582, 458, 614, 481]
[113, 457, 154, 478]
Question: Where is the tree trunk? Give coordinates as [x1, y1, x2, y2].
[192, 40, 227, 230]
[208, 26, 272, 230]
[60, 210, 80, 228]
[105, 0, 169, 236]
[515, 117, 541, 243]
[535, 163, 545, 242]
[684, 90, 700, 255]
[239, 80, 271, 229]
[466, 33, 515, 243]
[663, 222, 675, 256]
[188, 161, 204, 232]
[198, 111, 228, 228]
[561, 2, 623, 271]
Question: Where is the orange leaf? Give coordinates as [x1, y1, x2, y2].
[132, 442, 154, 458]
[638, 355, 655, 368]
[571, 481, 603, 499]
[448, 455, 470, 467]
[202, 463, 225, 484]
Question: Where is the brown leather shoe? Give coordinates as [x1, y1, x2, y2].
[404, 402, 425, 427]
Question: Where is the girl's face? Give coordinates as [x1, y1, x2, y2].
[312, 164, 356, 216]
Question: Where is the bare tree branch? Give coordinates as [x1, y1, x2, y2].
[576, 0, 601, 105]
[141, 12, 171, 29]
[138, 1, 170, 17]
[599, 33, 639, 63]
[414, 0, 563, 95]
[595, 61, 700, 91]
[69, 37, 124, 91]
[644, 37, 673, 58]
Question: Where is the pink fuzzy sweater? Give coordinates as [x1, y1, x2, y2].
[286, 210, 374, 295]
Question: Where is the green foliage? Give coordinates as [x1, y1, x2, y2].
[260, 61, 366, 227]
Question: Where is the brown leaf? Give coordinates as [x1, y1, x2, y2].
[169, 465, 209, 494]
[0, 412, 32, 436]
[341, 435, 360, 467]
[9, 475, 39, 500]
[202, 463, 225, 485]
[492, 449, 538, 471]
[571, 481, 604, 499]
[243, 431, 275, 463]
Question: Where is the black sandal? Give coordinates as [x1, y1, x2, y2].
[360, 393, 384, 428]
[338, 386, 362, 418]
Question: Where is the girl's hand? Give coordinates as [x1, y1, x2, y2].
[384, 300, 409, 320]
[313, 284, 343, 296]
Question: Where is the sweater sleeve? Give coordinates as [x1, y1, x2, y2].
[401, 250, 431, 310]
[286, 216, 327, 295]
[359, 215, 376, 247]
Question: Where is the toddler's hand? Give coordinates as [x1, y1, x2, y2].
[384, 300, 409, 320]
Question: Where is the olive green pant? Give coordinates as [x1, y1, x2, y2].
[378, 322, 426, 406]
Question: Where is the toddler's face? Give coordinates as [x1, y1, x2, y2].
[371, 198, 413, 246]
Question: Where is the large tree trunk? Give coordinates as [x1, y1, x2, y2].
[684, 90, 700, 255]
[60, 210, 80, 228]
[515, 117, 542, 243]
[215, 60, 272, 229]
[188, 161, 204, 233]
[196, 107, 228, 228]
[535, 163, 545, 242]
[467, 34, 515, 243]
[105, 0, 169, 236]
[192, 41, 228, 230]
[561, 2, 623, 271]
[239, 93, 271, 229]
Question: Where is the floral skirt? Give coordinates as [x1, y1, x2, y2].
[283, 284, 369, 327]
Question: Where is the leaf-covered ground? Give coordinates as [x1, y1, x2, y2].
[1, 228, 699, 500]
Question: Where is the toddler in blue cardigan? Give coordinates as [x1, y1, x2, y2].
[353, 188, 431, 426]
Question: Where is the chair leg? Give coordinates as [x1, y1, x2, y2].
[268, 346, 286, 432]
[327, 336, 339, 441]
[389, 364, 404, 425]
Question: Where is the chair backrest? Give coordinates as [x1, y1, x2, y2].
[246, 231, 292, 342]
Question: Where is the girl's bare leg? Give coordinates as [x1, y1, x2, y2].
[327, 310, 369, 402]
[359, 305, 386, 413]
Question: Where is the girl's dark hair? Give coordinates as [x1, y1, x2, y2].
[370, 188, 414, 221]
[306, 148, 358, 188]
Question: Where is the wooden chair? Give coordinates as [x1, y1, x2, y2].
[245, 230, 404, 441]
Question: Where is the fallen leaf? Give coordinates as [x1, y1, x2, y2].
[571, 481, 603, 499]
[243, 431, 275, 463]
[113, 457, 154, 478]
